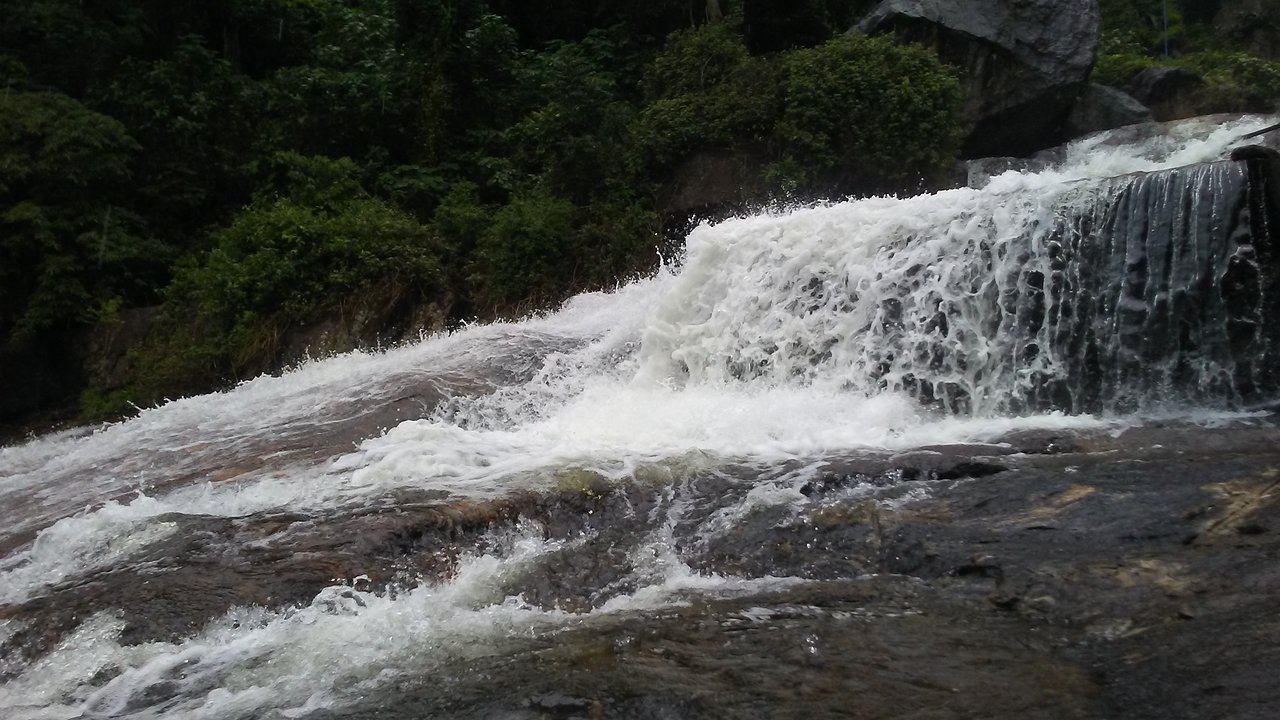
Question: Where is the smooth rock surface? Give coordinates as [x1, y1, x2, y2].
[1126, 66, 1208, 121]
[1066, 83, 1153, 136]
[5, 422, 1279, 718]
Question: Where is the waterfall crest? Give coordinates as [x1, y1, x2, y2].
[637, 157, 1272, 415]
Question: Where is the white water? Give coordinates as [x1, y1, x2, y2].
[1, 114, 1276, 719]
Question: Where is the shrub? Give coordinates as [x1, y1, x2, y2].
[506, 31, 639, 202]
[1182, 50, 1280, 105]
[629, 23, 783, 171]
[469, 185, 576, 309]
[772, 34, 964, 193]
[1093, 49, 1280, 106]
[0, 89, 167, 344]
[129, 154, 446, 398]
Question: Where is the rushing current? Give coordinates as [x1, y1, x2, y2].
[1, 115, 1277, 719]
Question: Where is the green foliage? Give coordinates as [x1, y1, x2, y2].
[193, 197, 441, 327]
[574, 200, 663, 286]
[773, 34, 964, 192]
[1180, 50, 1280, 105]
[0, 54, 29, 88]
[466, 185, 660, 312]
[0, 0, 144, 94]
[1092, 51, 1160, 87]
[254, 152, 368, 209]
[79, 386, 136, 423]
[1094, 0, 1280, 108]
[101, 37, 257, 237]
[469, 185, 576, 309]
[0, 90, 166, 344]
[507, 31, 639, 201]
[257, 1, 421, 164]
[1094, 48, 1280, 108]
[1098, 0, 1185, 55]
[631, 23, 782, 171]
[133, 154, 445, 394]
[431, 181, 491, 259]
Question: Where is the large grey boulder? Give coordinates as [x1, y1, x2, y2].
[1125, 66, 1207, 121]
[1066, 83, 1153, 137]
[854, 0, 1100, 158]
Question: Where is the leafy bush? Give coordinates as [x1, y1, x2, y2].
[772, 34, 964, 192]
[1094, 48, 1280, 107]
[1092, 51, 1160, 87]
[1182, 50, 1280, 105]
[1094, 0, 1280, 108]
[462, 184, 660, 313]
[506, 31, 639, 202]
[468, 185, 576, 310]
[0, 90, 167, 343]
[100, 36, 257, 237]
[630, 23, 783, 171]
[1098, 0, 1186, 55]
[130, 154, 446, 396]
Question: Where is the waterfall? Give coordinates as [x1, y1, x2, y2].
[1, 114, 1278, 720]
[637, 158, 1271, 415]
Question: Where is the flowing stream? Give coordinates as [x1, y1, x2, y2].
[2, 115, 1278, 719]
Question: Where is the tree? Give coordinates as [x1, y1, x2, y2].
[772, 34, 964, 194]
[131, 153, 447, 396]
[630, 23, 782, 171]
[0, 89, 163, 343]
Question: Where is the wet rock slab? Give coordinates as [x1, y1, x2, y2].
[4, 420, 1280, 718]
[328, 421, 1280, 719]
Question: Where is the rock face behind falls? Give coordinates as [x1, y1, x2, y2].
[935, 153, 1280, 414]
[1018, 154, 1280, 414]
[856, 0, 1101, 157]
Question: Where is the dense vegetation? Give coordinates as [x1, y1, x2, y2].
[3, 1, 1273, 435]
[1094, 0, 1280, 107]
[1, 0, 963, 428]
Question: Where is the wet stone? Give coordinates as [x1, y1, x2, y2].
[4, 422, 1280, 718]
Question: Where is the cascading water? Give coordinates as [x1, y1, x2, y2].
[1, 115, 1278, 720]
[637, 138, 1273, 416]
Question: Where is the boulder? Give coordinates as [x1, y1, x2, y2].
[1125, 66, 1275, 121]
[1230, 144, 1280, 161]
[1065, 83, 1152, 137]
[853, 0, 1101, 158]
[1215, 0, 1280, 59]
[1125, 66, 1207, 121]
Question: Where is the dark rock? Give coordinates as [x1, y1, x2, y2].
[853, 0, 1101, 158]
[1125, 67, 1208, 121]
[84, 306, 157, 392]
[7, 422, 1280, 718]
[1066, 83, 1153, 137]
[656, 147, 768, 218]
[1231, 144, 1280, 161]
[528, 692, 593, 712]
